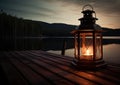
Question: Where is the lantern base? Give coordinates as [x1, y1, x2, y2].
[71, 59, 107, 70]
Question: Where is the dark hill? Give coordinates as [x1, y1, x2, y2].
[0, 10, 120, 37]
[102, 27, 120, 36]
[0, 10, 120, 51]
[33, 21, 120, 36]
[39, 22, 76, 36]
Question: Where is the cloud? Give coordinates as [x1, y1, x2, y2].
[1, 0, 120, 17]
[0, 0, 120, 28]
[93, 0, 120, 14]
[54, 0, 120, 15]
[0, 0, 59, 18]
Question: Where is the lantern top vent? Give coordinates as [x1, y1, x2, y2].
[77, 4, 102, 31]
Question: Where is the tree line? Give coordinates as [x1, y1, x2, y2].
[0, 10, 42, 51]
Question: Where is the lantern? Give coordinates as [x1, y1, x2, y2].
[71, 5, 106, 69]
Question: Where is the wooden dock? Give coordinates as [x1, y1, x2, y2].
[0, 50, 120, 85]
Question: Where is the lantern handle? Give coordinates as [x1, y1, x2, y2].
[82, 4, 94, 11]
[94, 12, 97, 19]
[82, 4, 97, 18]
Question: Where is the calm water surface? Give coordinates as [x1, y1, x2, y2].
[14, 37, 120, 65]
[46, 37, 120, 65]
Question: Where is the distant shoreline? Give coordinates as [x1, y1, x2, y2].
[21, 36, 120, 39]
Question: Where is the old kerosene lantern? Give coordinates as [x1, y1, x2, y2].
[71, 5, 106, 69]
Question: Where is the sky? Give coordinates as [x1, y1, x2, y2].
[0, 0, 120, 29]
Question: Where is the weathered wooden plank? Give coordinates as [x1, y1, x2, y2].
[22, 51, 119, 85]
[13, 51, 87, 85]
[23, 50, 120, 84]
[107, 65, 120, 73]
[15, 51, 98, 85]
[32, 50, 73, 61]
[96, 68, 120, 79]
[27, 51, 72, 65]
[26, 51, 71, 66]
[0, 52, 9, 85]
[10, 52, 74, 85]
[0, 53, 29, 85]
[86, 70, 120, 84]
[17, 50, 120, 84]
[1, 50, 120, 85]
[5, 52, 53, 85]
[28, 59, 96, 85]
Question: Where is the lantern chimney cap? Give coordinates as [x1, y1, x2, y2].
[82, 4, 94, 11]
[82, 4, 95, 14]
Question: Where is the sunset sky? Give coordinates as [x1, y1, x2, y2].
[0, 0, 120, 29]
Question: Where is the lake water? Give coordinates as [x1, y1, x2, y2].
[46, 37, 120, 65]
[14, 37, 120, 65]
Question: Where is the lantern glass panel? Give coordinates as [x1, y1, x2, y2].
[95, 33, 102, 60]
[80, 33, 93, 60]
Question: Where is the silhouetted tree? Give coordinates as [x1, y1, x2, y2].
[0, 10, 42, 51]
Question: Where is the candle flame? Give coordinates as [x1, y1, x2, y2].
[86, 50, 90, 55]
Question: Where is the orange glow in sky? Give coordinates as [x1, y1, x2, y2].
[0, 0, 120, 29]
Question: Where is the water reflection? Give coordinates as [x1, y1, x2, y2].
[46, 37, 120, 65]
[2, 37, 120, 65]
[56, 44, 120, 65]
[40, 38, 120, 51]
[103, 44, 120, 65]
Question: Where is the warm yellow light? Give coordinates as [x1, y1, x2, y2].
[81, 49, 93, 60]
[81, 47, 93, 60]
[86, 49, 90, 55]
[84, 49, 93, 56]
